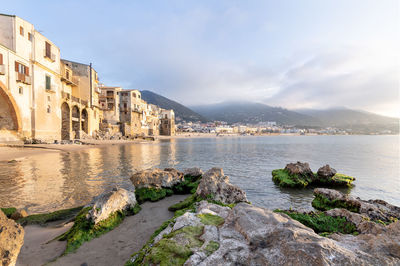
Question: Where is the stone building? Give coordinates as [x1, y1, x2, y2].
[61, 60, 101, 139]
[160, 109, 175, 136]
[0, 14, 61, 142]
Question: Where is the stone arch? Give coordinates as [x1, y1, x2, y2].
[81, 108, 88, 134]
[61, 102, 71, 140]
[71, 105, 80, 139]
[0, 81, 22, 133]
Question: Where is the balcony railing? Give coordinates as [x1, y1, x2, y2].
[0, 64, 5, 75]
[61, 74, 79, 86]
[44, 50, 56, 62]
[81, 100, 88, 107]
[16, 72, 31, 85]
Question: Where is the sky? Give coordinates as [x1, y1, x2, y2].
[2, 0, 399, 117]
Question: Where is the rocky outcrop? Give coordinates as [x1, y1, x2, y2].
[314, 188, 400, 223]
[130, 168, 184, 189]
[140, 201, 400, 265]
[195, 168, 247, 204]
[285, 161, 314, 178]
[317, 164, 337, 179]
[88, 187, 137, 224]
[273, 162, 355, 188]
[10, 209, 28, 221]
[0, 210, 24, 266]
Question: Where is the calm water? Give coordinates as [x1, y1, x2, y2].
[0, 135, 399, 213]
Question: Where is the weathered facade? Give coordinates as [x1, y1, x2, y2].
[0, 14, 176, 143]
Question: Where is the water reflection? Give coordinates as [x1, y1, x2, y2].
[0, 135, 398, 213]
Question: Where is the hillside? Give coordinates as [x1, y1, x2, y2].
[191, 101, 319, 126]
[140, 90, 207, 122]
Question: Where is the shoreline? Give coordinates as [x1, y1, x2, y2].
[0, 133, 397, 162]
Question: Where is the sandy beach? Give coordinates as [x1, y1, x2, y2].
[16, 194, 188, 266]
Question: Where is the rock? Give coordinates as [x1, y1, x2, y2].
[195, 168, 248, 205]
[314, 188, 400, 223]
[172, 212, 202, 231]
[130, 168, 184, 189]
[88, 187, 137, 224]
[0, 210, 24, 266]
[10, 209, 28, 221]
[184, 167, 203, 178]
[324, 208, 384, 234]
[317, 164, 337, 180]
[284, 161, 314, 178]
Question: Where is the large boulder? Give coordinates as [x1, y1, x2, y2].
[88, 187, 137, 224]
[195, 168, 247, 204]
[317, 164, 337, 179]
[313, 188, 400, 223]
[284, 161, 314, 178]
[130, 168, 184, 189]
[0, 210, 24, 266]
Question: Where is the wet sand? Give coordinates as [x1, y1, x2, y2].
[16, 194, 188, 266]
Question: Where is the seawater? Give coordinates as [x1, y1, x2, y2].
[0, 135, 398, 213]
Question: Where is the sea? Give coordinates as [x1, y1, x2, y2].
[0, 135, 399, 213]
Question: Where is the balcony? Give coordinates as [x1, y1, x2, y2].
[0, 64, 5, 75]
[81, 100, 88, 107]
[16, 72, 31, 85]
[44, 50, 56, 62]
[45, 84, 56, 92]
[71, 95, 80, 103]
[61, 75, 79, 86]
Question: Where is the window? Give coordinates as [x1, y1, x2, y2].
[19, 87, 23, 94]
[45, 75, 51, 90]
[124, 103, 127, 108]
[15, 62, 29, 75]
[20, 26, 24, 36]
[47, 105, 51, 113]
[28, 33, 32, 41]
[132, 93, 136, 98]
[45, 42, 51, 58]
[47, 96, 51, 102]
[66, 69, 70, 80]
[0, 53, 3, 65]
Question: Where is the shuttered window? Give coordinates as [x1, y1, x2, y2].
[20, 26, 24, 36]
[0, 53, 3, 65]
[15, 62, 29, 75]
[46, 75, 51, 90]
[45, 42, 51, 58]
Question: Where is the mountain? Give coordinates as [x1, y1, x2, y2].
[295, 108, 399, 133]
[140, 90, 207, 122]
[191, 101, 319, 126]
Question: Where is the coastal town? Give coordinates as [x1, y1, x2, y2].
[0, 14, 175, 145]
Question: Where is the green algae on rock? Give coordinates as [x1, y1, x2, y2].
[312, 192, 360, 212]
[274, 209, 358, 235]
[197, 213, 224, 226]
[17, 206, 83, 226]
[58, 204, 141, 254]
[272, 162, 355, 188]
[0, 207, 17, 218]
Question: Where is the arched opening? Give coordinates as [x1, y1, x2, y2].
[81, 109, 88, 134]
[61, 102, 70, 140]
[71, 105, 80, 139]
[0, 81, 21, 133]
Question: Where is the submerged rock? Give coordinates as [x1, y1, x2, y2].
[313, 188, 400, 224]
[130, 168, 184, 189]
[88, 187, 137, 224]
[0, 210, 24, 266]
[273, 162, 355, 188]
[195, 168, 248, 204]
